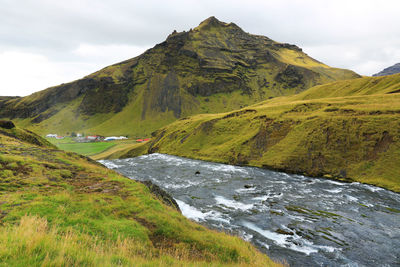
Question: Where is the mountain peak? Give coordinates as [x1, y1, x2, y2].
[195, 16, 239, 31]
[199, 16, 223, 26]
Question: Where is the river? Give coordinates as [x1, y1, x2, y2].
[99, 153, 400, 266]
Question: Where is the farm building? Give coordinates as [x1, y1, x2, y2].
[104, 136, 128, 141]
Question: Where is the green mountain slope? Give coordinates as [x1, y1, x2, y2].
[116, 74, 400, 192]
[0, 122, 279, 266]
[0, 17, 359, 137]
[293, 73, 400, 100]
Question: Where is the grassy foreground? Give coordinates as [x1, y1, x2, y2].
[0, 126, 280, 266]
[115, 74, 400, 192]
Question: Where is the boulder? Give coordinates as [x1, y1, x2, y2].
[140, 180, 181, 212]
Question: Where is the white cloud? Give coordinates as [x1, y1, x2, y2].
[73, 44, 148, 63]
[0, 51, 93, 96]
[303, 41, 400, 75]
[0, 0, 399, 96]
[0, 45, 148, 97]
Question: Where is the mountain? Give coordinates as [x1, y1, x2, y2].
[0, 17, 359, 137]
[0, 122, 277, 266]
[373, 63, 400, 76]
[114, 74, 400, 192]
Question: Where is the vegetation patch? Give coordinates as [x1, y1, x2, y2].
[58, 142, 116, 156]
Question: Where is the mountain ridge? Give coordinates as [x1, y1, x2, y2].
[0, 17, 360, 136]
[373, 62, 400, 76]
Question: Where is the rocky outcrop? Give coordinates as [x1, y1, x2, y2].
[275, 65, 305, 89]
[140, 180, 181, 212]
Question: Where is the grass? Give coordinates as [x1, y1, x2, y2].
[45, 137, 145, 159]
[91, 140, 149, 160]
[46, 137, 76, 144]
[1, 215, 265, 267]
[0, 215, 280, 267]
[57, 142, 116, 156]
[0, 126, 280, 266]
[294, 74, 400, 100]
[116, 74, 400, 192]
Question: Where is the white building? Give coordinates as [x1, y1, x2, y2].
[104, 136, 128, 141]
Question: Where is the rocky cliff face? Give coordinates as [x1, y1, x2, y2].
[0, 17, 360, 136]
[373, 63, 400, 76]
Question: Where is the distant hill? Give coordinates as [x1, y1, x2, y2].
[117, 74, 400, 192]
[0, 16, 359, 137]
[373, 63, 400, 76]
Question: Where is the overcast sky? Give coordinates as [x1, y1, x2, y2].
[1, 0, 400, 96]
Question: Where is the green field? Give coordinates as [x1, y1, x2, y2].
[57, 142, 116, 156]
[46, 138, 143, 157]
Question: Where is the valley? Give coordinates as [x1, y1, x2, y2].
[1, 14, 399, 267]
[108, 74, 400, 192]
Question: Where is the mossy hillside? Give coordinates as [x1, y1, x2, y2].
[0, 17, 359, 137]
[11, 96, 116, 137]
[293, 73, 400, 100]
[0, 128, 279, 266]
[0, 125, 55, 149]
[121, 75, 400, 192]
